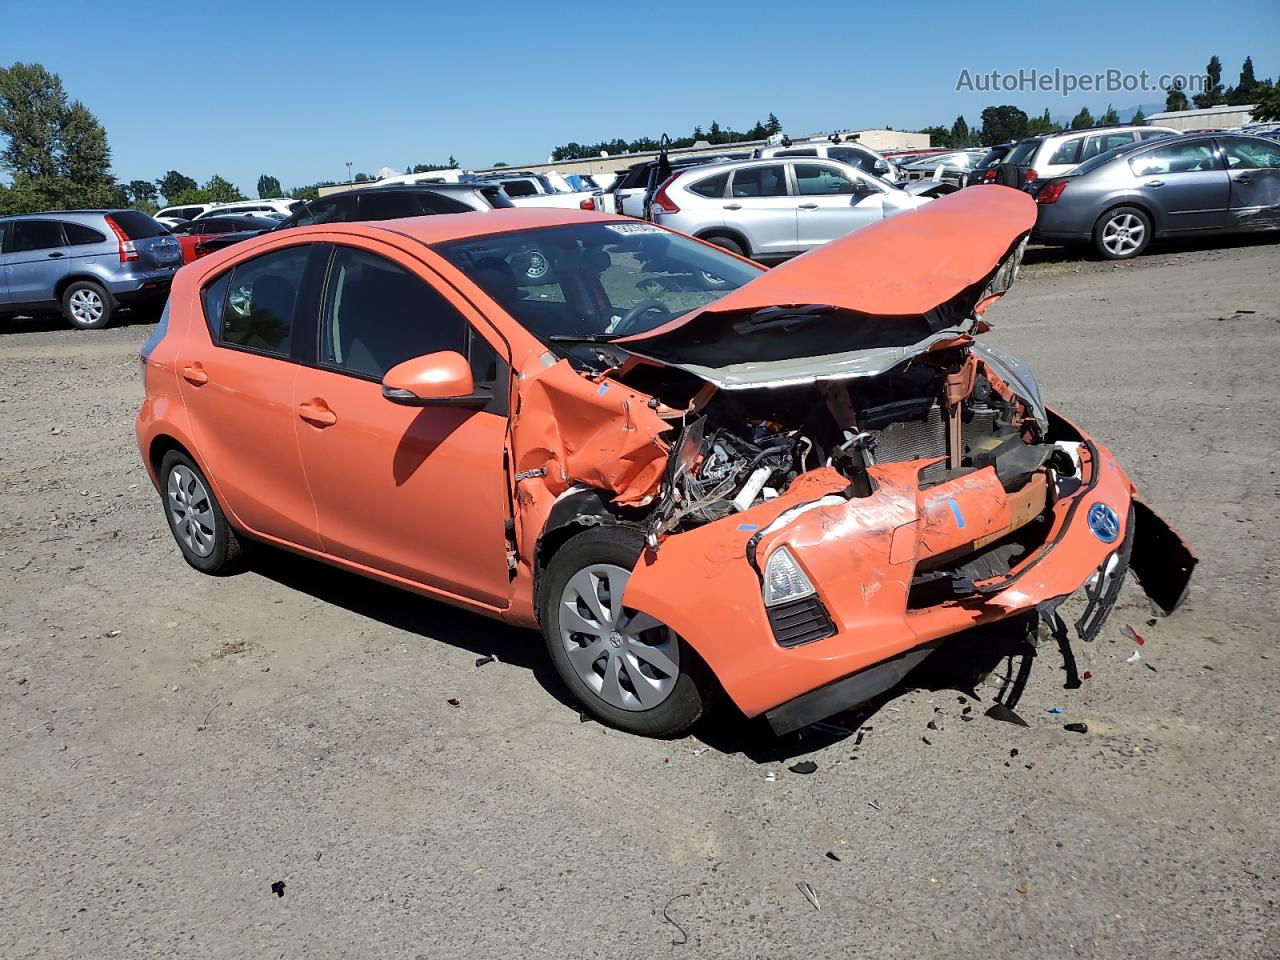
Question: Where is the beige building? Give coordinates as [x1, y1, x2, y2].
[319, 128, 933, 195]
[1144, 104, 1255, 131]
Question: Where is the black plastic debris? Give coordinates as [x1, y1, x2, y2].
[922, 736, 933, 746]
[1010, 748, 1020, 758]
[825, 851, 842, 862]
[926, 719, 940, 731]
[1064, 722, 1088, 734]
[446, 697, 461, 707]
[789, 760, 818, 775]
[474, 655, 497, 668]
[661, 893, 691, 946]
[270, 880, 285, 898]
[985, 703, 1029, 727]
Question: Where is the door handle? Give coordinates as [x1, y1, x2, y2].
[1145, 180, 1164, 188]
[723, 203, 742, 210]
[1235, 176, 1252, 184]
[298, 399, 337, 427]
[798, 203, 819, 209]
[47, 251, 65, 258]
[181, 363, 208, 385]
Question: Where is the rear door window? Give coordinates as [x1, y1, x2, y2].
[319, 246, 466, 379]
[216, 245, 311, 356]
[1220, 137, 1280, 170]
[357, 191, 419, 220]
[1082, 132, 1138, 161]
[1129, 140, 1222, 176]
[1048, 138, 1084, 165]
[418, 192, 474, 215]
[11, 220, 65, 252]
[63, 222, 108, 245]
[828, 146, 877, 172]
[688, 172, 729, 198]
[774, 148, 819, 157]
[730, 164, 789, 197]
[293, 198, 348, 226]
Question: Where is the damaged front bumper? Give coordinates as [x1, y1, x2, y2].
[621, 425, 1195, 733]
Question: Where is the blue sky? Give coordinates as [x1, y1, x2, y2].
[3, 0, 1277, 193]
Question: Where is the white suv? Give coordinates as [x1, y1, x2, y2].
[1001, 126, 1179, 185]
[650, 158, 929, 262]
[755, 141, 899, 182]
[192, 198, 303, 220]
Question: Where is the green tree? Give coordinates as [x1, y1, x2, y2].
[256, 174, 281, 198]
[1252, 82, 1280, 122]
[354, 172, 370, 182]
[448, 155, 458, 169]
[1228, 56, 1260, 105]
[125, 179, 157, 209]
[168, 174, 246, 206]
[918, 125, 952, 148]
[1131, 108, 1146, 125]
[765, 112, 782, 135]
[1193, 55, 1224, 108]
[155, 170, 197, 203]
[492, 161, 508, 167]
[1165, 79, 1190, 112]
[949, 115, 972, 147]
[1026, 108, 1059, 136]
[0, 62, 115, 212]
[978, 105, 1029, 146]
[1070, 106, 1095, 129]
[1098, 104, 1119, 125]
[286, 181, 337, 202]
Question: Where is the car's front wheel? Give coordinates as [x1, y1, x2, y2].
[159, 450, 244, 575]
[61, 280, 114, 330]
[539, 527, 711, 736]
[1093, 206, 1151, 260]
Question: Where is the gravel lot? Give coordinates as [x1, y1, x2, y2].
[2, 236, 1278, 959]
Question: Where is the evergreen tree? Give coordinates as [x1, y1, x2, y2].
[1070, 106, 1095, 130]
[1193, 55, 1224, 108]
[256, 174, 281, 198]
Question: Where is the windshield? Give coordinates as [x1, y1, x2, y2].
[434, 222, 764, 360]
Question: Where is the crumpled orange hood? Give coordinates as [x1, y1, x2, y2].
[618, 186, 1037, 346]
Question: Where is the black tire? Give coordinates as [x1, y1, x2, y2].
[1092, 206, 1152, 260]
[61, 280, 114, 330]
[539, 526, 712, 737]
[158, 450, 244, 575]
[702, 234, 745, 257]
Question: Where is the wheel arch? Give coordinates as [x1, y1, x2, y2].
[55, 273, 113, 303]
[1093, 196, 1160, 236]
[695, 227, 752, 258]
[532, 488, 639, 622]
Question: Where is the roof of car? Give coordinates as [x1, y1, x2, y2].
[298, 207, 615, 244]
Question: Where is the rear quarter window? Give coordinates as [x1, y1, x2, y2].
[64, 223, 108, 245]
[1006, 140, 1041, 166]
[688, 172, 729, 198]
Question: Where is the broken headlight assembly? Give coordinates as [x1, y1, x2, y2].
[763, 547, 815, 606]
[763, 547, 836, 648]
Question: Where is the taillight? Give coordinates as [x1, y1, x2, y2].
[579, 197, 595, 211]
[1023, 169, 1038, 184]
[652, 176, 680, 214]
[1036, 180, 1069, 204]
[981, 168, 998, 182]
[104, 214, 138, 263]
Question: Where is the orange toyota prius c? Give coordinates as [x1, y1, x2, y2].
[136, 189, 1195, 737]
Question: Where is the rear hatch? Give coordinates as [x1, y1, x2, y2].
[108, 211, 181, 268]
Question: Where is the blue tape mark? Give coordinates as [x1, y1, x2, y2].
[737, 523, 758, 532]
[597, 383, 609, 395]
[946, 498, 966, 529]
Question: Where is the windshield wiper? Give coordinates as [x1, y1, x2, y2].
[547, 333, 622, 344]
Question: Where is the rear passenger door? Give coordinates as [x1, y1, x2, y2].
[63, 222, 110, 275]
[3, 220, 69, 307]
[724, 164, 797, 258]
[176, 242, 324, 550]
[290, 240, 513, 606]
[793, 162, 886, 250]
[1127, 139, 1229, 231]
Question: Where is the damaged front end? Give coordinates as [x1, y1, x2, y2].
[510, 188, 1195, 730]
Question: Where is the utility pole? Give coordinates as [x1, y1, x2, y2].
[345, 162, 353, 183]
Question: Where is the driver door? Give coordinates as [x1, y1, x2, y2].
[290, 240, 513, 607]
[792, 162, 886, 250]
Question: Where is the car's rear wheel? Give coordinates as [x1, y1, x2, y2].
[539, 526, 710, 737]
[159, 450, 244, 575]
[1093, 206, 1151, 260]
[61, 281, 113, 330]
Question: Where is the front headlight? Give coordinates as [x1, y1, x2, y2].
[763, 547, 816, 607]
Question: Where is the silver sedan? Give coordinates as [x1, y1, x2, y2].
[1030, 134, 1280, 259]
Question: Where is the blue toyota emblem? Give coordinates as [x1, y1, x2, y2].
[1087, 503, 1120, 543]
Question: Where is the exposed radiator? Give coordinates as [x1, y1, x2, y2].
[862, 400, 1003, 473]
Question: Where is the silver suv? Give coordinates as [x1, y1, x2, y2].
[650, 158, 930, 262]
[0, 210, 181, 329]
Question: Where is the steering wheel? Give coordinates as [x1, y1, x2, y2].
[612, 299, 671, 336]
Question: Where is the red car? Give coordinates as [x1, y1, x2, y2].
[168, 215, 279, 264]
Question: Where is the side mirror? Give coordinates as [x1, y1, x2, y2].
[874, 161, 890, 175]
[848, 180, 877, 202]
[381, 351, 485, 408]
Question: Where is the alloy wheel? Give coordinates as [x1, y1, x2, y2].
[167, 465, 216, 558]
[69, 288, 104, 325]
[1101, 213, 1145, 257]
[558, 563, 680, 711]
